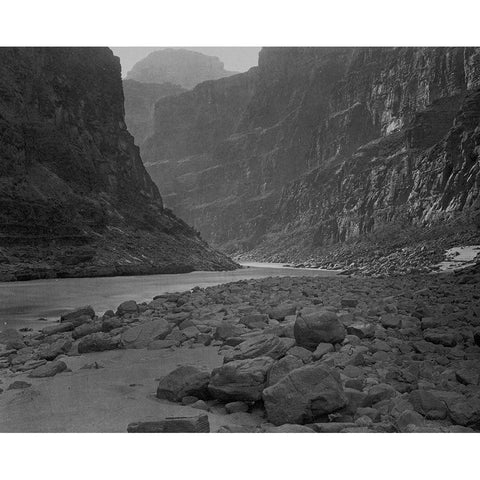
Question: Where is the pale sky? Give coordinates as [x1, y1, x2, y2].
[111, 47, 261, 77]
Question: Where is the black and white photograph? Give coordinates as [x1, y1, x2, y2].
[0, 0, 479, 477]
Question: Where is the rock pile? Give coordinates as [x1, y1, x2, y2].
[2, 266, 480, 432]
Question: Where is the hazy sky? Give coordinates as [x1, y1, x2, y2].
[111, 47, 261, 77]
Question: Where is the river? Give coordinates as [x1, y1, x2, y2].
[0, 263, 337, 330]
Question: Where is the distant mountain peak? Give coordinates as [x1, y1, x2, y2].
[126, 48, 238, 89]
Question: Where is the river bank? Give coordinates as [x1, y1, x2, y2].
[1, 263, 479, 432]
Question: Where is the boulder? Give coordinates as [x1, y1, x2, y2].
[408, 389, 447, 420]
[267, 304, 297, 321]
[208, 356, 274, 402]
[423, 330, 456, 347]
[213, 324, 247, 341]
[72, 322, 103, 340]
[312, 342, 334, 360]
[156, 366, 211, 401]
[294, 310, 346, 350]
[223, 334, 289, 363]
[77, 332, 119, 353]
[40, 323, 74, 336]
[60, 306, 95, 325]
[28, 360, 67, 378]
[116, 300, 139, 316]
[267, 355, 303, 386]
[262, 363, 347, 425]
[121, 319, 171, 349]
[127, 414, 210, 433]
[37, 338, 72, 360]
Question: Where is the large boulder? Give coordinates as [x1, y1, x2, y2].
[208, 356, 275, 402]
[156, 366, 210, 401]
[223, 334, 289, 363]
[60, 306, 95, 326]
[121, 319, 171, 349]
[267, 304, 297, 321]
[267, 355, 303, 386]
[294, 310, 346, 350]
[127, 414, 210, 433]
[262, 363, 347, 425]
[37, 338, 72, 360]
[78, 332, 119, 353]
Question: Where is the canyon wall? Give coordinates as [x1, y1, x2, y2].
[0, 47, 237, 280]
[143, 47, 480, 261]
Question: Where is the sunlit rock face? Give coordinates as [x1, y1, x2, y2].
[143, 47, 480, 259]
[0, 47, 237, 280]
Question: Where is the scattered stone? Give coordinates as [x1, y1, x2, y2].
[121, 319, 171, 349]
[127, 414, 210, 433]
[225, 401, 249, 414]
[78, 332, 119, 353]
[60, 305, 95, 325]
[223, 334, 289, 363]
[267, 304, 296, 321]
[312, 342, 334, 360]
[156, 366, 210, 402]
[294, 310, 346, 350]
[7, 380, 31, 390]
[208, 356, 274, 402]
[263, 363, 346, 425]
[29, 360, 67, 378]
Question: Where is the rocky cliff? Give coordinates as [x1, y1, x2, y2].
[126, 49, 237, 89]
[123, 79, 186, 146]
[0, 47, 237, 281]
[143, 47, 480, 270]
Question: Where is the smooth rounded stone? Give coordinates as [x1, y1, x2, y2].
[208, 356, 275, 402]
[121, 319, 172, 349]
[77, 332, 119, 353]
[225, 401, 249, 414]
[72, 322, 103, 340]
[214, 324, 248, 341]
[355, 407, 381, 422]
[455, 367, 480, 386]
[294, 310, 346, 350]
[365, 383, 398, 406]
[116, 300, 139, 316]
[101, 316, 123, 332]
[343, 365, 363, 378]
[240, 314, 269, 329]
[156, 366, 210, 402]
[127, 414, 210, 433]
[287, 346, 313, 363]
[408, 389, 447, 420]
[37, 338, 72, 360]
[181, 395, 199, 405]
[267, 304, 297, 321]
[312, 342, 334, 360]
[423, 330, 457, 347]
[261, 424, 314, 433]
[60, 305, 95, 325]
[396, 410, 425, 433]
[182, 326, 200, 339]
[267, 355, 303, 387]
[263, 363, 347, 425]
[380, 314, 404, 329]
[40, 323, 74, 336]
[28, 360, 67, 378]
[190, 400, 209, 411]
[223, 334, 289, 363]
[102, 310, 115, 318]
[7, 380, 31, 390]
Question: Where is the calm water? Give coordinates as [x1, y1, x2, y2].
[0, 263, 336, 330]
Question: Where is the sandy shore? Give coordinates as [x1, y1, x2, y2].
[0, 345, 265, 432]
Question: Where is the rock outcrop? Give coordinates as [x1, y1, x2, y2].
[123, 79, 186, 145]
[0, 47, 237, 281]
[126, 48, 237, 89]
[142, 47, 480, 267]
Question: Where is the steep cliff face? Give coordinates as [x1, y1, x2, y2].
[126, 49, 237, 89]
[0, 47, 237, 281]
[123, 79, 186, 145]
[143, 47, 480, 265]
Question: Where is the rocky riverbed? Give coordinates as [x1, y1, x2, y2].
[1, 263, 480, 432]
